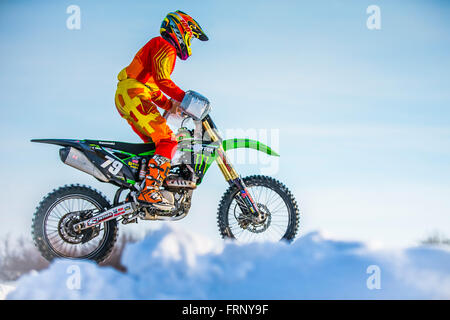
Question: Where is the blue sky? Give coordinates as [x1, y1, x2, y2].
[0, 0, 449, 246]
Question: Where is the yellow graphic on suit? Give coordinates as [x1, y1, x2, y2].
[115, 78, 173, 145]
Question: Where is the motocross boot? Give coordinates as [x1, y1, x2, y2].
[137, 154, 174, 211]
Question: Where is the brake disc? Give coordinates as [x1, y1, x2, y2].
[58, 211, 99, 244]
[235, 203, 272, 234]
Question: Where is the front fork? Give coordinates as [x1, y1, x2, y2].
[202, 117, 262, 219]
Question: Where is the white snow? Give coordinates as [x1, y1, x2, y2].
[5, 225, 450, 299]
[0, 283, 16, 300]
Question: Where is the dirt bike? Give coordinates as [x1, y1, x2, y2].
[31, 91, 300, 262]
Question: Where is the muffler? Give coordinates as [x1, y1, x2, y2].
[59, 147, 108, 182]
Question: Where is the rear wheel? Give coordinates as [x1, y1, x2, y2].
[32, 185, 118, 263]
[217, 175, 300, 243]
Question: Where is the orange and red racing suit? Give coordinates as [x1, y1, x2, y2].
[115, 36, 185, 159]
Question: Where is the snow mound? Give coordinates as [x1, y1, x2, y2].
[7, 226, 450, 299]
[0, 283, 16, 300]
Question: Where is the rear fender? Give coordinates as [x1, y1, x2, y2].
[31, 139, 137, 187]
[31, 138, 84, 148]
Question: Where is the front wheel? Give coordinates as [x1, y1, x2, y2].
[217, 175, 300, 243]
[32, 184, 118, 263]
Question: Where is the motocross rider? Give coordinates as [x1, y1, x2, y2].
[115, 11, 208, 210]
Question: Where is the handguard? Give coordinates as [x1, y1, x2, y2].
[180, 90, 211, 121]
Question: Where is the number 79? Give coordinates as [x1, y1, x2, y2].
[100, 155, 123, 175]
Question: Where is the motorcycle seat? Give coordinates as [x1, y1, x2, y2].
[85, 139, 156, 155]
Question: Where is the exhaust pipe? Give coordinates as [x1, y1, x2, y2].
[59, 147, 108, 182]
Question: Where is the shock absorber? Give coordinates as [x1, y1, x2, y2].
[138, 157, 147, 180]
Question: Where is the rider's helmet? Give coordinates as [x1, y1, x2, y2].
[160, 10, 208, 60]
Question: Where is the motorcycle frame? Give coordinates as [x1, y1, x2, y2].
[31, 114, 280, 230]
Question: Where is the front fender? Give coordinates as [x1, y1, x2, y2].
[222, 138, 279, 156]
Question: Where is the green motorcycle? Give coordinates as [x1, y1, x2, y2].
[31, 91, 300, 262]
